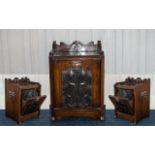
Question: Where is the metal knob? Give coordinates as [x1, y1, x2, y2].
[72, 61, 81, 67]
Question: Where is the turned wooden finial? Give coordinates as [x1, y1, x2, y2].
[52, 41, 57, 50]
[98, 40, 102, 50]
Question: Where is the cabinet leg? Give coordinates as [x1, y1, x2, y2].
[37, 115, 40, 119]
[51, 116, 55, 121]
[100, 116, 104, 120]
[38, 111, 40, 119]
[114, 115, 117, 118]
[17, 120, 21, 124]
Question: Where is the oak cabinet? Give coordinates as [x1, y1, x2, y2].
[5, 77, 46, 123]
[49, 41, 105, 120]
[109, 77, 150, 124]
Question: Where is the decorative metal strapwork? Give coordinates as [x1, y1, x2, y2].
[62, 68, 92, 108]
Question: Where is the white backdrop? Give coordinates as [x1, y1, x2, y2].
[0, 29, 155, 109]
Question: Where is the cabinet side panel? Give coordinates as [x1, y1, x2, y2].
[5, 82, 19, 120]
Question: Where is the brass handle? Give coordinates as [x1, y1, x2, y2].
[72, 61, 82, 67]
[8, 91, 16, 97]
[140, 91, 148, 97]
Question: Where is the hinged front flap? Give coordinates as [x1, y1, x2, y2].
[22, 95, 46, 115]
[109, 95, 133, 115]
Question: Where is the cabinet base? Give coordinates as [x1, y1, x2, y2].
[115, 111, 149, 124]
[51, 106, 105, 121]
[6, 111, 40, 124]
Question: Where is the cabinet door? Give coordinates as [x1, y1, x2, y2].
[109, 95, 133, 115]
[21, 89, 46, 115]
[53, 58, 101, 108]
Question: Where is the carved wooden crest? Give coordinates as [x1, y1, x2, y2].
[125, 77, 150, 85]
[51, 41, 103, 56]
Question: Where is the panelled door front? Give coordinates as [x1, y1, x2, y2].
[53, 58, 101, 109]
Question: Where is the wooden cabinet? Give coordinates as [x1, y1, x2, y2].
[5, 77, 46, 123]
[49, 41, 105, 120]
[109, 77, 150, 124]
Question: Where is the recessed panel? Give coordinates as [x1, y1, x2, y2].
[62, 67, 92, 108]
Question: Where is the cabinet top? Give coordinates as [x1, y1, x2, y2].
[115, 77, 150, 89]
[5, 77, 40, 87]
[50, 41, 104, 56]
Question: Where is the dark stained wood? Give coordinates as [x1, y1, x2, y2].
[5, 77, 46, 123]
[109, 77, 150, 124]
[49, 41, 105, 120]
